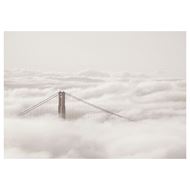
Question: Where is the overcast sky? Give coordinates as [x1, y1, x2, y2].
[4, 31, 186, 77]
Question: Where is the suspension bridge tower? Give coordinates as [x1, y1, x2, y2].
[58, 91, 66, 119]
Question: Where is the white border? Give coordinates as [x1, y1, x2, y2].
[0, 0, 189, 190]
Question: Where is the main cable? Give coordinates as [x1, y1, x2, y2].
[19, 93, 58, 115]
[65, 92, 128, 120]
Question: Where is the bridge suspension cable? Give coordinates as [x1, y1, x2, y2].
[65, 92, 128, 120]
[19, 93, 58, 116]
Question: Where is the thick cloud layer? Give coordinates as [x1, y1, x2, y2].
[4, 69, 186, 158]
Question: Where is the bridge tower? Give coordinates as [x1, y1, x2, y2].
[58, 91, 66, 119]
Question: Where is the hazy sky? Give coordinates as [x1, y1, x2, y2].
[4, 32, 186, 77]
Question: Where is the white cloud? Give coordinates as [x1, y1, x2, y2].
[4, 69, 186, 158]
